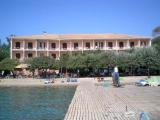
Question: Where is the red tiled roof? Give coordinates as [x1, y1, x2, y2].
[11, 33, 150, 40]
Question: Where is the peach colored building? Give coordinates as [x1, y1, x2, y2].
[10, 33, 151, 61]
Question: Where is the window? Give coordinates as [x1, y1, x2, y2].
[40, 53, 45, 56]
[119, 42, 124, 48]
[63, 43, 67, 49]
[39, 42, 46, 49]
[95, 42, 98, 47]
[15, 42, 20, 49]
[95, 42, 103, 48]
[51, 53, 56, 58]
[74, 43, 78, 49]
[16, 53, 20, 59]
[51, 43, 56, 49]
[28, 42, 33, 49]
[86, 42, 90, 49]
[28, 53, 33, 58]
[130, 42, 134, 48]
[108, 42, 113, 49]
[40, 42, 42, 48]
[141, 41, 147, 46]
[100, 42, 104, 48]
[44, 43, 46, 48]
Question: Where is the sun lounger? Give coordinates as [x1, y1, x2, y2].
[71, 78, 78, 82]
[67, 77, 70, 82]
[71, 78, 75, 82]
[135, 80, 149, 86]
[44, 79, 54, 84]
[66, 77, 78, 82]
[44, 80, 50, 84]
[74, 78, 78, 82]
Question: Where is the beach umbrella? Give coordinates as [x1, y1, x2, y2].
[15, 64, 28, 69]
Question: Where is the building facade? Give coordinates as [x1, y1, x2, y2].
[10, 33, 151, 61]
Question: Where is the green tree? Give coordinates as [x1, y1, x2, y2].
[152, 37, 160, 45]
[26, 56, 55, 78]
[152, 37, 160, 52]
[134, 47, 159, 77]
[59, 53, 70, 74]
[0, 58, 19, 77]
[0, 39, 10, 61]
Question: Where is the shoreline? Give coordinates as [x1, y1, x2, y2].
[0, 83, 79, 87]
[0, 78, 79, 87]
[0, 76, 148, 87]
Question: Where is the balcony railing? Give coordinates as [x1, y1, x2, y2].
[73, 47, 80, 50]
[25, 47, 33, 49]
[49, 48, 59, 51]
[37, 47, 47, 50]
[84, 47, 91, 50]
[61, 48, 69, 51]
[95, 46, 105, 50]
[25, 47, 36, 51]
[13, 46, 23, 50]
[108, 47, 113, 49]
[119, 47, 124, 49]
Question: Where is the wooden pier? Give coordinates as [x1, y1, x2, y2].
[64, 78, 160, 120]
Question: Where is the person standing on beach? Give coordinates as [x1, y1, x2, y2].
[112, 67, 120, 87]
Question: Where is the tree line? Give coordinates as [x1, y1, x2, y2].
[25, 46, 160, 77]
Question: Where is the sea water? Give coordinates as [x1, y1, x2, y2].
[0, 86, 76, 120]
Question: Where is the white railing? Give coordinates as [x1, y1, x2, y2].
[49, 48, 59, 51]
[37, 47, 47, 50]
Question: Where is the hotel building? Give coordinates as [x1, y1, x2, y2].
[10, 33, 151, 61]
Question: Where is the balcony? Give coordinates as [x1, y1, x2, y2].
[119, 46, 124, 49]
[107, 47, 113, 50]
[72, 47, 82, 51]
[25, 47, 36, 51]
[118, 47, 126, 50]
[95, 46, 105, 50]
[12, 46, 23, 51]
[37, 47, 47, 51]
[84, 47, 92, 50]
[61, 48, 70, 51]
[49, 48, 59, 51]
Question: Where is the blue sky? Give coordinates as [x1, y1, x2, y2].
[0, 0, 159, 43]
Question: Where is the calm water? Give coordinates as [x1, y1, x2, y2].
[0, 86, 76, 120]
